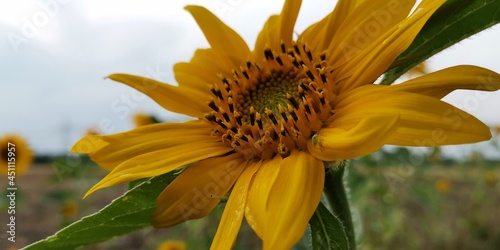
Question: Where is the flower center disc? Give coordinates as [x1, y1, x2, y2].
[204, 41, 335, 160]
[236, 70, 300, 125]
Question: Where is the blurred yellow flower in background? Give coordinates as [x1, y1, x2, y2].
[71, 0, 500, 249]
[157, 240, 186, 250]
[493, 125, 500, 135]
[435, 179, 452, 193]
[0, 134, 34, 176]
[485, 171, 497, 186]
[406, 62, 428, 77]
[132, 112, 156, 127]
[61, 200, 79, 219]
[84, 128, 101, 136]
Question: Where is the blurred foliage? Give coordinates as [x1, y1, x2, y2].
[347, 147, 500, 250]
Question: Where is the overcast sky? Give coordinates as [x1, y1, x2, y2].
[1, 0, 500, 157]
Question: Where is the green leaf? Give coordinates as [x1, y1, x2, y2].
[22, 173, 177, 250]
[382, 0, 500, 84]
[309, 202, 349, 250]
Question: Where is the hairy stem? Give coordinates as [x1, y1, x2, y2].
[323, 161, 355, 250]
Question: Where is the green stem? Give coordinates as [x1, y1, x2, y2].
[324, 161, 356, 250]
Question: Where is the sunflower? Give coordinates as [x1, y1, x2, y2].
[72, 0, 500, 249]
[1, 134, 34, 176]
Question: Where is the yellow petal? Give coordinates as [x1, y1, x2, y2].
[254, 15, 279, 59]
[338, 0, 445, 92]
[93, 133, 213, 164]
[188, 49, 233, 76]
[299, 0, 360, 51]
[173, 63, 211, 96]
[84, 140, 232, 197]
[72, 121, 210, 170]
[71, 135, 112, 170]
[94, 126, 210, 157]
[211, 160, 262, 250]
[332, 88, 492, 147]
[107, 74, 209, 118]
[152, 153, 245, 228]
[70, 135, 108, 154]
[392, 65, 500, 98]
[185, 6, 250, 68]
[308, 115, 399, 161]
[174, 49, 233, 95]
[328, 0, 415, 66]
[254, 0, 302, 58]
[265, 152, 324, 250]
[103, 120, 209, 141]
[246, 151, 324, 250]
[244, 156, 283, 239]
